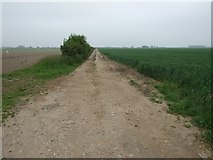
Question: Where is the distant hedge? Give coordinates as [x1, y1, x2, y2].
[60, 34, 93, 59]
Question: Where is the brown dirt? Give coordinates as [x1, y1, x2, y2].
[2, 49, 211, 158]
[2, 50, 60, 73]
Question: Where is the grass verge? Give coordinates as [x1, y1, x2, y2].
[155, 82, 212, 142]
[2, 55, 83, 121]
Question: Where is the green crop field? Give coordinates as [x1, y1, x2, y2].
[99, 48, 211, 141]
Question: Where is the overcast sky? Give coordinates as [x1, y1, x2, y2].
[1, 2, 211, 47]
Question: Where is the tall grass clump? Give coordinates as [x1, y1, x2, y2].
[99, 48, 211, 142]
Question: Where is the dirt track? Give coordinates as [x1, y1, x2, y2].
[2, 49, 210, 158]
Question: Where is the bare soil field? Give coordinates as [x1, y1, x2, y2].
[2, 49, 60, 73]
[2, 49, 211, 158]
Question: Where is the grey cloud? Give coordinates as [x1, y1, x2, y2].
[2, 2, 211, 47]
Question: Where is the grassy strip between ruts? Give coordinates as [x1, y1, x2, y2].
[2, 55, 84, 121]
[99, 48, 211, 143]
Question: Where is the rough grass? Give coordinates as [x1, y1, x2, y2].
[2, 55, 83, 120]
[99, 48, 211, 142]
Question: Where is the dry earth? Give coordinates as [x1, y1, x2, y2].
[2, 50, 60, 73]
[2, 49, 211, 158]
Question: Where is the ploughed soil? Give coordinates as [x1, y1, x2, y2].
[2, 49, 211, 158]
[2, 50, 60, 73]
